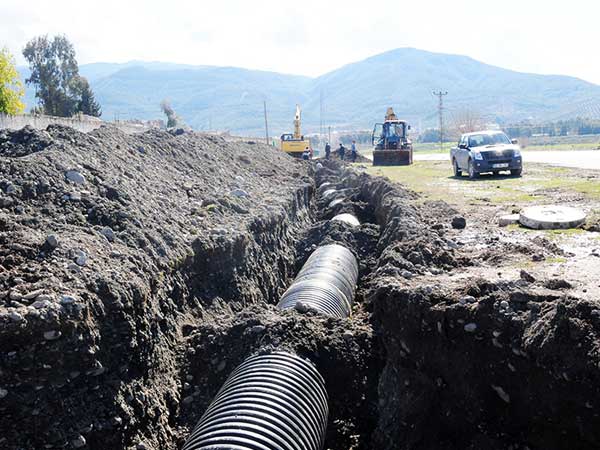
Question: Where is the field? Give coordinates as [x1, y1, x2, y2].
[355, 159, 600, 300]
[362, 160, 600, 205]
[409, 134, 600, 154]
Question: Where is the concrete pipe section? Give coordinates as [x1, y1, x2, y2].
[519, 205, 587, 230]
[330, 213, 360, 228]
[277, 244, 358, 318]
[181, 351, 329, 450]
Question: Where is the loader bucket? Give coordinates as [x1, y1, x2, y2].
[372, 149, 413, 166]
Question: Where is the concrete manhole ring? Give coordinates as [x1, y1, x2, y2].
[519, 205, 586, 230]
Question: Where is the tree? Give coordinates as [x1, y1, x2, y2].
[418, 128, 441, 143]
[160, 99, 180, 128]
[77, 76, 101, 117]
[22, 35, 100, 117]
[451, 109, 484, 134]
[0, 48, 25, 115]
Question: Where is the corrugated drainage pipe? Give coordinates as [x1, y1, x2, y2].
[331, 213, 360, 228]
[181, 351, 329, 450]
[277, 244, 358, 318]
[321, 189, 339, 199]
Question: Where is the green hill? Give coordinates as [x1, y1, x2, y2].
[18, 48, 600, 135]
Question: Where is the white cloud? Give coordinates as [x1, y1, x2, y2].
[1, 0, 599, 84]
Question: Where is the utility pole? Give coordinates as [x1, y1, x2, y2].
[433, 91, 448, 152]
[328, 126, 331, 145]
[263, 100, 269, 145]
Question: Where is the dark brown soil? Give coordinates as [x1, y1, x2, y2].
[0, 127, 599, 450]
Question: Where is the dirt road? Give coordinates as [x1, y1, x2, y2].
[415, 149, 600, 170]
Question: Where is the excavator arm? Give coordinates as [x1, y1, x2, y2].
[293, 104, 302, 139]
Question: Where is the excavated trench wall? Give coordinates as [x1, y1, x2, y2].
[0, 184, 315, 450]
[328, 164, 600, 450]
[0, 126, 318, 450]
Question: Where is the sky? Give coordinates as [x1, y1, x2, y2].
[1, 0, 599, 84]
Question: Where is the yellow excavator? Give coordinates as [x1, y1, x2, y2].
[280, 105, 311, 158]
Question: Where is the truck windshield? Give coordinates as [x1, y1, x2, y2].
[468, 133, 511, 147]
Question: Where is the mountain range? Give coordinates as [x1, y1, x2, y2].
[18, 48, 600, 135]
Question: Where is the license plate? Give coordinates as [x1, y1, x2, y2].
[493, 163, 509, 168]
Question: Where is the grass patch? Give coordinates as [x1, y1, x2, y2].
[412, 142, 455, 154]
[364, 160, 600, 209]
[525, 142, 600, 152]
[547, 228, 586, 237]
[534, 177, 600, 200]
[494, 193, 539, 203]
[367, 162, 550, 206]
[546, 256, 568, 264]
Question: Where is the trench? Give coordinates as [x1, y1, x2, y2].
[175, 159, 600, 450]
[176, 161, 387, 449]
[5, 138, 596, 450]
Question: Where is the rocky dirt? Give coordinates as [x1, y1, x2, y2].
[0, 125, 314, 449]
[0, 126, 599, 450]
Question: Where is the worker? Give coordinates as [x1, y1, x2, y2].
[302, 147, 310, 160]
[325, 142, 331, 160]
[338, 143, 346, 161]
[350, 140, 357, 162]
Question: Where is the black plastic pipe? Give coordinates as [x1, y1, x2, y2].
[277, 244, 358, 318]
[181, 351, 329, 450]
[331, 213, 360, 228]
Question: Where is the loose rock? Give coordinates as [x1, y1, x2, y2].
[71, 435, 86, 448]
[499, 213, 520, 227]
[464, 323, 478, 332]
[8, 311, 23, 322]
[101, 227, 115, 242]
[75, 250, 88, 266]
[43, 330, 61, 341]
[231, 188, 249, 198]
[520, 270, 536, 283]
[65, 170, 86, 185]
[46, 234, 59, 248]
[451, 216, 467, 229]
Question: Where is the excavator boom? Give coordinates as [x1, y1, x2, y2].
[293, 104, 302, 139]
[280, 104, 311, 158]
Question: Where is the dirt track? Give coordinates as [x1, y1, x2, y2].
[0, 125, 599, 450]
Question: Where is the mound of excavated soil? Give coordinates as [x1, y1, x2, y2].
[0, 125, 314, 449]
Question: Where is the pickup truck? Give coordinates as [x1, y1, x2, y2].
[450, 130, 522, 179]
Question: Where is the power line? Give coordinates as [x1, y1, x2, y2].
[433, 90, 448, 150]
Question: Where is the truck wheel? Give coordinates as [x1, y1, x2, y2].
[511, 168, 522, 177]
[453, 159, 462, 177]
[468, 160, 479, 179]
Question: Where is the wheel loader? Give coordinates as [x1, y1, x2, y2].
[372, 107, 413, 166]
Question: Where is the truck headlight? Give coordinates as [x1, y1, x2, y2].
[473, 152, 483, 160]
[514, 149, 521, 157]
